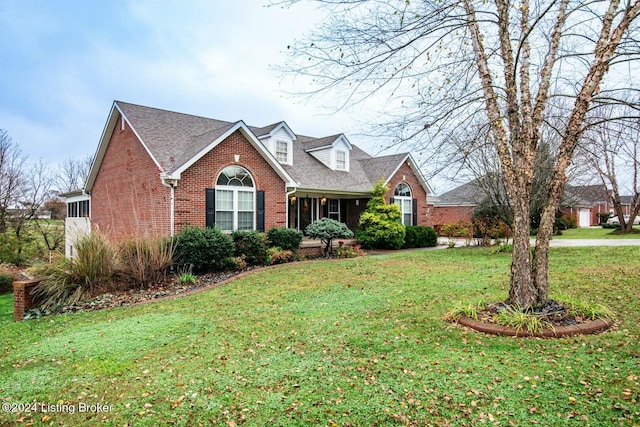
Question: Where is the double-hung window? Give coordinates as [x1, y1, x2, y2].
[336, 150, 346, 170]
[215, 166, 255, 232]
[275, 140, 289, 163]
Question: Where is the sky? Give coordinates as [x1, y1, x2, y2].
[0, 0, 392, 182]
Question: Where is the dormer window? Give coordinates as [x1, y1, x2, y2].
[336, 150, 346, 170]
[275, 140, 289, 163]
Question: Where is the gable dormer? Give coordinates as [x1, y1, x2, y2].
[304, 134, 352, 172]
[255, 121, 296, 166]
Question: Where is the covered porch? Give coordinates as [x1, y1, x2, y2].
[287, 191, 370, 233]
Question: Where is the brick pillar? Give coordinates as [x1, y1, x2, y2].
[13, 280, 42, 321]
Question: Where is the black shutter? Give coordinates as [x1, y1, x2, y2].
[256, 190, 265, 232]
[206, 188, 215, 228]
[390, 197, 395, 205]
[412, 198, 418, 226]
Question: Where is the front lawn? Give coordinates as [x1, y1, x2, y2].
[555, 226, 640, 239]
[1, 247, 639, 426]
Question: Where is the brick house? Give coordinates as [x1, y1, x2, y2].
[430, 178, 630, 229]
[65, 101, 432, 256]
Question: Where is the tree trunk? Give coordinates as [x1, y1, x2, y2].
[507, 199, 537, 307]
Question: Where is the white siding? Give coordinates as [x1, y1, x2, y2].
[262, 128, 294, 165]
[310, 148, 332, 168]
[65, 217, 91, 259]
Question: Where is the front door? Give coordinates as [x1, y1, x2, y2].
[299, 198, 319, 233]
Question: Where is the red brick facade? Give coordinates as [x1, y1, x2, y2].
[91, 122, 287, 242]
[431, 205, 475, 228]
[91, 117, 171, 242]
[174, 130, 287, 233]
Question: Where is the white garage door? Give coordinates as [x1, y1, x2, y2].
[578, 209, 591, 227]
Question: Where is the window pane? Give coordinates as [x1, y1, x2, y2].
[404, 213, 412, 225]
[238, 191, 254, 211]
[216, 190, 233, 210]
[217, 166, 254, 187]
[238, 212, 254, 230]
[217, 211, 233, 231]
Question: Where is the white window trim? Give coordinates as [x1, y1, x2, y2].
[394, 183, 412, 226]
[274, 139, 292, 165]
[215, 186, 256, 232]
[336, 149, 347, 171]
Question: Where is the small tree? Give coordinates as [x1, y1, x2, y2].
[356, 180, 406, 249]
[305, 218, 353, 257]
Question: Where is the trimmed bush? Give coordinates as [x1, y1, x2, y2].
[173, 227, 234, 273]
[267, 247, 296, 264]
[403, 225, 438, 248]
[306, 218, 354, 257]
[232, 231, 268, 266]
[267, 227, 303, 253]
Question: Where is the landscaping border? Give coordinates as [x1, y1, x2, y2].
[457, 316, 613, 337]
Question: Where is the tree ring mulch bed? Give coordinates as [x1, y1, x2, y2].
[457, 316, 612, 337]
[454, 300, 613, 338]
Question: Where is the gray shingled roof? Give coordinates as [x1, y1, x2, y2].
[113, 101, 412, 194]
[435, 176, 496, 206]
[116, 101, 236, 174]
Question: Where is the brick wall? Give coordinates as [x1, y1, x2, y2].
[174, 130, 287, 233]
[385, 162, 430, 226]
[91, 116, 171, 243]
[13, 280, 41, 321]
[431, 205, 475, 227]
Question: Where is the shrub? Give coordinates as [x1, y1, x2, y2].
[561, 214, 578, 229]
[0, 271, 13, 294]
[31, 231, 118, 310]
[440, 221, 473, 238]
[335, 243, 366, 258]
[267, 247, 296, 264]
[267, 227, 303, 253]
[173, 227, 234, 273]
[118, 237, 174, 288]
[306, 218, 354, 257]
[356, 180, 405, 249]
[232, 231, 268, 266]
[403, 225, 438, 248]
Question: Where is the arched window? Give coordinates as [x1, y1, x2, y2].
[215, 166, 255, 231]
[394, 183, 412, 226]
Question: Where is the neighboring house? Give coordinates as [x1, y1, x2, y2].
[431, 178, 631, 228]
[65, 101, 432, 256]
[431, 175, 504, 227]
[561, 184, 633, 227]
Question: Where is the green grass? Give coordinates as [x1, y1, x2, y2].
[1, 247, 639, 426]
[554, 226, 640, 239]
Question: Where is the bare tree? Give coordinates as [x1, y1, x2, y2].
[579, 109, 640, 232]
[0, 129, 27, 234]
[56, 155, 93, 193]
[279, 0, 640, 308]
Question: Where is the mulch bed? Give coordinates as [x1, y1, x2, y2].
[53, 269, 255, 315]
[456, 300, 613, 338]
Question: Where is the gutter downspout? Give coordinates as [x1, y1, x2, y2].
[285, 185, 297, 229]
[161, 177, 178, 237]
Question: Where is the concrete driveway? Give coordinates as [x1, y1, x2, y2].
[544, 238, 640, 247]
[438, 237, 640, 248]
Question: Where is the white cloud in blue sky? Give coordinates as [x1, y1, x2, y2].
[0, 0, 373, 168]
